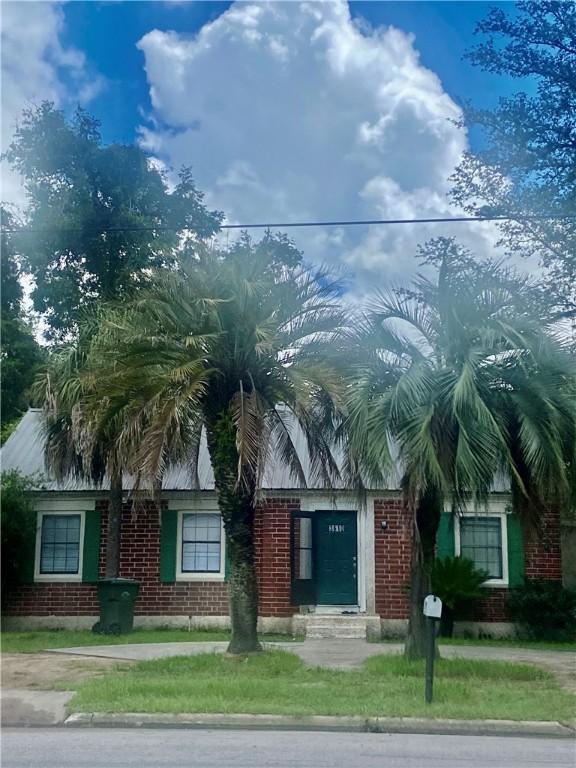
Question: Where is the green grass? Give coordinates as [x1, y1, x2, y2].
[438, 637, 576, 652]
[69, 650, 576, 722]
[0, 629, 300, 654]
[375, 636, 576, 651]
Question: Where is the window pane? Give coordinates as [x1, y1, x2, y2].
[40, 515, 81, 574]
[181, 514, 222, 572]
[460, 517, 502, 579]
[292, 516, 313, 581]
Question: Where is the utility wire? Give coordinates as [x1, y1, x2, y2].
[1, 213, 574, 235]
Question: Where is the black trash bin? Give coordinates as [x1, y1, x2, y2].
[92, 578, 140, 635]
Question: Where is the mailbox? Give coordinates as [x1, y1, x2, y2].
[423, 594, 442, 619]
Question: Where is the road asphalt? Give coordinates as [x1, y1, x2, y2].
[2, 728, 575, 768]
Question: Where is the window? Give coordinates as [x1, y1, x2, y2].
[294, 516, 313, 580]
[40, 514, 81, 574]
[457, 515, 508, 585]
[35, 510, 86, 581]
[181, 513, 222, 574]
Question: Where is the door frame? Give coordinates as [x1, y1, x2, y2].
[297, 494, 376, 613]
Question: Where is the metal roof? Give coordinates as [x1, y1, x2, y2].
[0, 409, 404, 493]
[1, 409, 508, 494]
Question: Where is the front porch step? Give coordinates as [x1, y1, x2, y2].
[300, 614, 372, 640]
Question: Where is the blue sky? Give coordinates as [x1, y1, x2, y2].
[2, 1, 522, 292]
[59, 1, 514, 146]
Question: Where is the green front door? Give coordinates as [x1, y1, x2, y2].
[314, 511, 358, 605]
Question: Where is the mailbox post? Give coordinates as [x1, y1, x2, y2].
[423, 594, 442, 704]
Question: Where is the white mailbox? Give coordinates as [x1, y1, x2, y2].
[423, 594, 442, 619]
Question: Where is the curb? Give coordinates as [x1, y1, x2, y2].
[64, 712, 576, 738]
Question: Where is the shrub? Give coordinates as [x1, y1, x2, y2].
[432, 556, 489, 637]
[1, 471, 37, 605]
[507, 580, 576, 642]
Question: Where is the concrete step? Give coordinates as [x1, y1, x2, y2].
[301, 615, 370, 640]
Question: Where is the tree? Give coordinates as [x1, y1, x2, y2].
[1, 207, 43, 427]
[3, 102, 222, 340]
[1, 471, 37, 607]
[347, 238, 576, 659]
[85, 235, 349, 653]
[450, 1, 576, 319]
[33, 327, 127, 579]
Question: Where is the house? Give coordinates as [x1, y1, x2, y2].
[1, 409, 563, 638]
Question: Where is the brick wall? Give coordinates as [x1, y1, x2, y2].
[5, 495, 563, 623]
[374, 498, 411, 619]
[5, 496, 297, 619]
[255, 498, 299, 617]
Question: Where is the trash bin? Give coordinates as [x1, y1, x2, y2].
[92, 578, 140, 635]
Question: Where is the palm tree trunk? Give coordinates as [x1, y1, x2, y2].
[105, 469, 123, 578]
[206, 410, 261, 655]
[404, 487, 442, 660]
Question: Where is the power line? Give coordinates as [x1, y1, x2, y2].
[1, 213, 574, 235]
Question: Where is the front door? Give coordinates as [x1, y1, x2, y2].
[314, 511, 358, 605]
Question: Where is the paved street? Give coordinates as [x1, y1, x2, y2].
[2, 728, 574, 768]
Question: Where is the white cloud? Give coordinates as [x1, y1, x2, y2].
[1, 1, 103, 207]
[136, 1, 499, 290]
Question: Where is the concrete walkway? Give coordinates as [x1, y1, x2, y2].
[48, 639, 576, 692]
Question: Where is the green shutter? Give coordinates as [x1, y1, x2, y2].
[82, 509, 102, 582]
[160, 510, 178, 582]
[507, 513, 525, 587]
[437, 512, 455, 559]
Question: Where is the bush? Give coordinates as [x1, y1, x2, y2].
[1, 471, 37, 605]
[507, 581, 576, 642]
[432, 556, 489, 637]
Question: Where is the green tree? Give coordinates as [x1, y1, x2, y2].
[347, 238, 576, 659]
[33, 325, 127, 579]
[1, 208, 43, 427]
[1, 471, 37, 606]
[3, 102, 222, 340]
[85, 235, 349, 653]
[450, 1, 576, 319]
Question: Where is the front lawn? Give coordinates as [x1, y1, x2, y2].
[439, 637, 576, 652]
[69, 650, 575, 722]
[0, 629, 299, 654]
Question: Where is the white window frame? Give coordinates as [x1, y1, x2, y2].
[455, 510, 509, 587]
[34, 509, 86, 583]
[176, 508, 225, 582]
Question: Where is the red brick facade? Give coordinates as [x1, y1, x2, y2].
[374, 499, 411, 619]
[255, 498, 299, 618]
[4, 495, 564, 627]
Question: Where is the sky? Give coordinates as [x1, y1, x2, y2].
[1, 1, 521, 295]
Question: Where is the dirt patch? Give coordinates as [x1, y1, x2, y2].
[1, 653, 133, 691]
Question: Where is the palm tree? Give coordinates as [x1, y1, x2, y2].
[86, 236, 350, 653]
[35, 328, 126, 579]
[347, 238, 576, 659]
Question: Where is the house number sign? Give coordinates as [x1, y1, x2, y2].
[328, 524, 345, 533]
